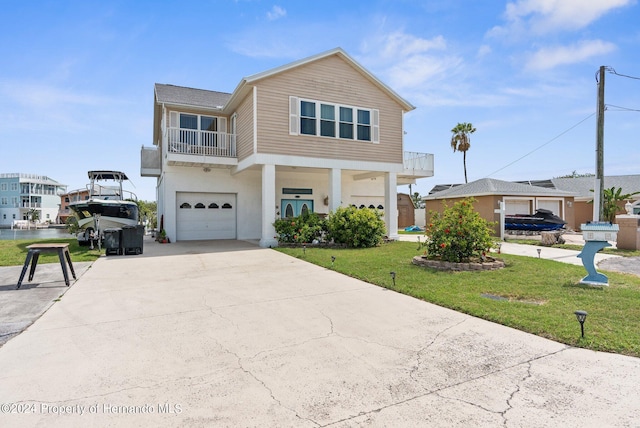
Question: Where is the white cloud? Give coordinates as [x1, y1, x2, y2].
[359, 31, 459, 91]
[266, 5, 286, 21]
[524, 39, 617, 70]
[492, 0, 634, 37]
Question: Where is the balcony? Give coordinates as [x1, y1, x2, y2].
[398, 151, 434, 184]
[141, 146, 161, 177]
[165, 128, 237, 168]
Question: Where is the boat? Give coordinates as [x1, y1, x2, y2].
[68, 171, 139, 244]
[505, 208, 566, 231]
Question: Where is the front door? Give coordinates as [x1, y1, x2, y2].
[281, 199, 313, 218]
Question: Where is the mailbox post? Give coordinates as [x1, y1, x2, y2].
[577, 222, 619, 286]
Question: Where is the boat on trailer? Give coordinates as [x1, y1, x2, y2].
[505, 208, 566, 232]
[68, 171, 138, 245]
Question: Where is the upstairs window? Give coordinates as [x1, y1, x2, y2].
[290, 97, 378, 143]
[300, 101, 316, 135]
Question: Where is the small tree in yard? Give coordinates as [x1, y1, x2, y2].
[424, 198, 496, 263]
[326, 206, 386, 248]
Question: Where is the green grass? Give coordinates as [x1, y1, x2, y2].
[0, 238, 102, 266]
[276, 241, 640, 357]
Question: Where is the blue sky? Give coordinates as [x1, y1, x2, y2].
[1, 0, 638, 201]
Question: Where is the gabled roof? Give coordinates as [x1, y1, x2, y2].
[423, 178, 574, 200]
[225, 47, 415, 112]
[155, 84, 232, 110]
[552, 175, 640, 199]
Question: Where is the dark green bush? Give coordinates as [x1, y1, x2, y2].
[326, 206, 386, 248]
[274, 212, 325, 243]
[425, 198, 496, 262]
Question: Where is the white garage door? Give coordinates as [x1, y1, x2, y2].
[505, 200, 531, 215]
[537, 200, 561, 216]
[176, 192, 236, 241]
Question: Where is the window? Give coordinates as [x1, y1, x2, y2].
[11, 183, 17, 191]
[300, 101, 316, 135]
[320, 104, 335, 137]
[357, 110, 371, 141]
[1, 197, 7, 205]
[339, 107, 353, 139]
[290, 97, 378, 143]
[1, 183, 6, 191]
[169, 111, 226, 147]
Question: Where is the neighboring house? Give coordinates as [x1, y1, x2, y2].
[551, 175, 640, 227]
[397, 193, 416, 228]
[58, 188, 91, 225]
[423, 178, 575, 234]
[0, 173, 67, 227]
[141, 48, 434, 246]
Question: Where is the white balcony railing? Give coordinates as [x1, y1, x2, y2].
[403, 151, 434, 172]
[167, 128, 236, 158]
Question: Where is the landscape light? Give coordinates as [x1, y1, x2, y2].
[574, 310, 588, 338]
[331, 256, 335, 267]
[537, 248, 541, 258]
[302, 244, 306, 255]
[390, 271, 396, 287]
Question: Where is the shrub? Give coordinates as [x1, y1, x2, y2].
[274, 212, 325, 243]
[424, 198, 496, 263]
[326, 206, 386, 248]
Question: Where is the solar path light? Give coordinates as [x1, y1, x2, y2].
[574, 310, 588, 338]
[390, 271, 396, 287]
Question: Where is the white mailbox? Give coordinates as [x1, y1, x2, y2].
[581, 222, 619, 242]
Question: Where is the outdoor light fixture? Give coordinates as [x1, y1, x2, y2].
[537, 248, 541, 258]
[497, 243, 502, 254]
[390, 271, 396, 286]
[303, 244, 306, 255]
[574, 310, 588, 338]
[331, 256, 335, 267]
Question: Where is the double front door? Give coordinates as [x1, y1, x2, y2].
[281, 199, 313, 218]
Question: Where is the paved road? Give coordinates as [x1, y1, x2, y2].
[0, 238, 638, 427]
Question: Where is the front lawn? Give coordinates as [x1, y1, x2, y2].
[0, 238, 102, 267]
[276, 241, 640, 357]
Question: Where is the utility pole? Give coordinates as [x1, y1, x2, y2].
[594, 66, 606, 222]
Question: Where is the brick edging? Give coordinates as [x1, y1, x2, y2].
[412, 256, 505, 271]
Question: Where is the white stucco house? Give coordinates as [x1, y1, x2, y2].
[140, 48, 434, 247]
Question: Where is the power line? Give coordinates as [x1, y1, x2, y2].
[606, 104, 640, 112]
[607, 67, 640, 81]
[485, 112, 596, 178]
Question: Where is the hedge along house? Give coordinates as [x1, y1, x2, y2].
[141, 48, 434, 246]
[423, 178, 576, 235]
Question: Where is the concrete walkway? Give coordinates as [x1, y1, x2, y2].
[0, 238, 639, 427]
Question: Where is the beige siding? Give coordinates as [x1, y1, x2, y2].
[253, 55, 405, 164]
[234, 93, 254, 161]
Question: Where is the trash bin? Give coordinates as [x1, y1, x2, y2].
[103, 228, 122, 255]
[121, 225, 144, 255]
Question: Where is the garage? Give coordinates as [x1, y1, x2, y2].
[537, 199, 562, 217]
[505, 199, 531, 215]
[176, 192, 236, 241]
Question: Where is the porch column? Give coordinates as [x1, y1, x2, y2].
[259, 164, 278, 248]
[328, 168, 342, 213]
[384, 172, 399, 240]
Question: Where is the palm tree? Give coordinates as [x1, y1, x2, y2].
[450, 122, 476, 183]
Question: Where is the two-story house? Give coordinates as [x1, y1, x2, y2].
[0, 173, 67, 227]
[141, 48, 434, 247]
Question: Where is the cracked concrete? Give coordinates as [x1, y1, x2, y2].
[0, 238, 639, 427]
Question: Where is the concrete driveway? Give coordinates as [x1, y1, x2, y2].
[0, 238, 639, 427]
